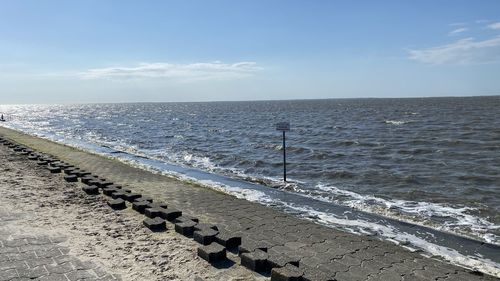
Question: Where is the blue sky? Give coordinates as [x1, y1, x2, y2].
[1, 0, 500, 103]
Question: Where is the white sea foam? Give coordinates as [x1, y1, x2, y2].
[385, 120, 407, 125]
[310, 184, 499, 244]
[278, 202, 500, 278]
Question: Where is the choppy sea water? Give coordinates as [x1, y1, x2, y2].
[1, 97, 499, 272]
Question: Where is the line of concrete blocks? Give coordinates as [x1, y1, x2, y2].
[1, 136, 322, 281]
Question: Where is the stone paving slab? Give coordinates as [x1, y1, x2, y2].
[0, 212, 120, 281]
[1, 127, 499, 281]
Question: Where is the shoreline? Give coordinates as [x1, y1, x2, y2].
[1, 126, 499, 280]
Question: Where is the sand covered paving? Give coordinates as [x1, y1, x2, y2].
[0, 144, 262, 280]
[1, 127, 499, 281]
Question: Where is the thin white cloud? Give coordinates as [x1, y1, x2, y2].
[408, 36, 500, 65]
[448, 27, 468, 36]
[487, 22, 500, 30]
[79, 61, 262, 81]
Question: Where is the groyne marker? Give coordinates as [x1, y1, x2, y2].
[276, 122, 290, 182]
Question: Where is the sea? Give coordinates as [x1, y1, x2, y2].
[1, 96, 499, 272]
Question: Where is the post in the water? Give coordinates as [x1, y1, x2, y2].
[276, 122, 290, 182]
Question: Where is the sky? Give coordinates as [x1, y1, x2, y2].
[1, 0, 500, 103]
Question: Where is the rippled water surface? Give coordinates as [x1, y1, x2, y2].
[1, 96, 499, 244]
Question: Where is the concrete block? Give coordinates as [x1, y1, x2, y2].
[175, 221, 197, 237]
[197, 243, 227, 263]
[270, 264, 303, 281]
[37, 160, 48, 166]
[107, 198, 126, 210]
[132, 201, 149, 213]
[147, 202, 168, 209]
[102, 186, 119, 196]
[194, 229, 219, 245]
[48, 166, 61, 173]
[75, 170, 91, 177]
[99, 181, 113, 188]
[240, 249, 268, 272]
[160, 208, 182, 221]
[144, 207, 166, 218]
[123, 192, 142, 202]
[80, 176, 96, 184]
[63, 175, 78, 182]
[194, 223, 218, 232]
[215, 231, 242, 249]
[63, 168, 76, 175]
[267, 252, 300, 270]
[82, 186, 99, 195]
[134, 196, 153, 203]
[174, 215, 199, 223]
[111, 191, 128, 199]
[143, 217, 166, 232]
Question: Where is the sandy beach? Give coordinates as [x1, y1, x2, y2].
[0, 141, 262, 280]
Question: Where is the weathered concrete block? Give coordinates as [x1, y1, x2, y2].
[107, 184, 122, 189]
[240, 249, 268, 272]
[81, 176, 97, 184]
[82, 186, 99, 195]
[144, 207, 166, 218]
[99, 181, 113, 188]
[37, 160, 48, 166]
[194, 223, 218, 232]
[198, 243, 227, 263]
[143, 217, 166, 232]
[194, 229, 219, 245]
[215, 231, 242, 249]
[13, 147, 23, 152]
[174, 215, 199, 223]
[132, 201, 149, 213]
[270, 264, 303, 281]
[160, 208, 182, 221]
[111, 191, 128, 199]
[102, 187, 119, 196]
[175, 221, 197, 237]
[75, 170, 91, 177]
[147, 202, 168, 209]
[238, 239, 269, 254]
[48, 166, 61, 173]
[63, 168, 76, 175]
[123, 192, 142, 202]
[107, 198, 126, 210]
[267, 252, 300, 270]
[64, 175, 78, 182]
[134, 196, 153, 203]
[87, 179, 101, 187]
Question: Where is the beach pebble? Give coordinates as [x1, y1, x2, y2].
[197, 243, 226, 263]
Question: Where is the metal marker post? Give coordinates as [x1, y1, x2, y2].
[276, 122, 290, 182]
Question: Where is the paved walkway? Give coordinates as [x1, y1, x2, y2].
[1, 127, 498, 281]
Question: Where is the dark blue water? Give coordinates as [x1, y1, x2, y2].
[1, 96, 499, 246]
